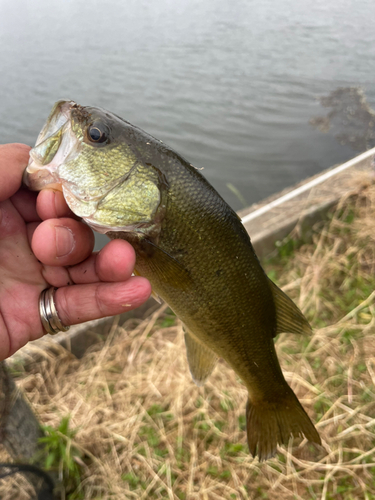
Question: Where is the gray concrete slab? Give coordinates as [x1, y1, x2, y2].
[239, 148, 375, 259]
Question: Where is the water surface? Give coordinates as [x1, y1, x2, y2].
[1, 0, 374, 210]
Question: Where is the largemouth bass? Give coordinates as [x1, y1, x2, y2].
[24, 100, 321, 460]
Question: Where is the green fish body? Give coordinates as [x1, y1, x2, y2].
[24, 101, 321, 460]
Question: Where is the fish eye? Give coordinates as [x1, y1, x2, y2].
[87, 123, 108, 144]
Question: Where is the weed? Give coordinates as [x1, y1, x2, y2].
[158, 308, 176, 328]
[121, 472, 144, 490]
[275, 235, 300, 259]
[238, 414, 246, 431]
[139, 425, 160, 447]
[38, 416, 83, 498]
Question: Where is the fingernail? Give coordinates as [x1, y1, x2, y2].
[55, 226, 75, 257]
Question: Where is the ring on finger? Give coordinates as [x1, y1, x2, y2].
[39, 287, 70, 335]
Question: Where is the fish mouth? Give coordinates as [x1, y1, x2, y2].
[23, 100, 80, 191]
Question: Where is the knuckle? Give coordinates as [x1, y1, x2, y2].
[94, 284, 108, 317]
[55, 288, 70, 325]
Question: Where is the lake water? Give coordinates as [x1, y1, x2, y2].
[1, 0, 375, 211]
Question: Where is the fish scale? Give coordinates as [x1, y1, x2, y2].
[24, 100, 321, 460]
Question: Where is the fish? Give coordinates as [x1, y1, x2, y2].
[24, 100, 321, 460]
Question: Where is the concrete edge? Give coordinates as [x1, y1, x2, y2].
[7, 299, 159, 369]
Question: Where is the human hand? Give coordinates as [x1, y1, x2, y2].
[0, 143, 151, 360]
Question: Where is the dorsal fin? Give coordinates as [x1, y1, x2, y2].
[268, 278, 312, 336]
[184, 327, 218, 386]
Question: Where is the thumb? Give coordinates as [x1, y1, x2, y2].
[0, 144, 31, 201]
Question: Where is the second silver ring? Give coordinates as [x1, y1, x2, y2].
[39, 287, 70, 335]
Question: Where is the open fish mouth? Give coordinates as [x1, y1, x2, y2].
[23, 100, 80, 191]
[23, 100, 158, 232]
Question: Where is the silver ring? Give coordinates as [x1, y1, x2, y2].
[39, 287, 70, 335]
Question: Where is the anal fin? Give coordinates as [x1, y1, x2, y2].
[184, 328, 218, 386]
[268, 278, 312, 336]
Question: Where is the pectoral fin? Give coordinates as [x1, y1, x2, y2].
[268, 278, 312, 336]
[184, 328, 218, 386]
[139, 239, 194, 292]
[133, 268, 162, 303]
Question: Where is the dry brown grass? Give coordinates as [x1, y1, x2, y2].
[2, 178, 375, 499]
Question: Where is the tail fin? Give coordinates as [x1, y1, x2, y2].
[246, 390, 321, 461]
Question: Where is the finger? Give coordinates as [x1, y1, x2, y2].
[37, 189, 77, 220]
[35, 240, 137, 286]
[32, 218, 95, 266]
[42, 266, 73, 287]
[10, 189, 40, 222]
[68, 240, 136, 284]
[0, 144, 31, 201]
[66, 254, 99, 284]
[55, 277, 152, 325]
[96, 240, 136, 282]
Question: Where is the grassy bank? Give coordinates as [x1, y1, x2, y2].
[2, 177, 375, 499]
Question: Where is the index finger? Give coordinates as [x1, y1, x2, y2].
[0, 144, 31, 201]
